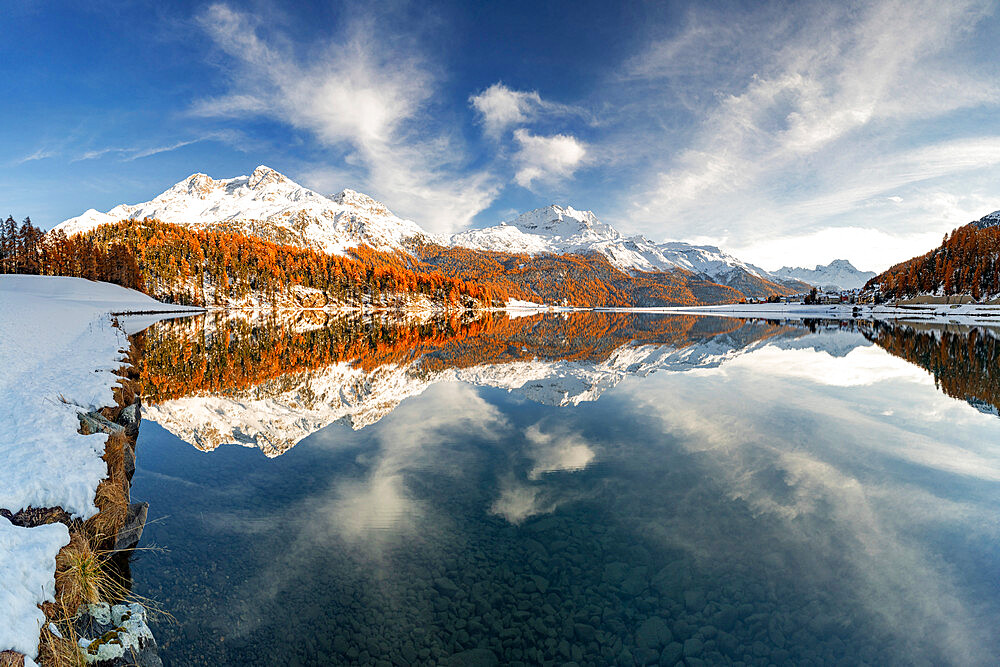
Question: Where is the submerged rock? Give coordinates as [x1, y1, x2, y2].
[635, 616, 672, 649]
[74, 602, 161, 667]
[443, 647, 499, 666]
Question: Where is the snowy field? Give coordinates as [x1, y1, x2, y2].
[0, 275, 200, 662]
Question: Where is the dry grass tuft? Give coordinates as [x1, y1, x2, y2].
[83, 430, 132, 544]
[36, 621, 84, 667]
[0, 650, 26, 667]
[54, 532, 105, 613]
[101, 431, 130, 486]
[84, 478, 129, 545]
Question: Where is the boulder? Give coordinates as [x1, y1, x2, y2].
[116, 401, 141, 438]
[635, 616, 672, 649]
[78, 411, 122, 436]
[74, 602, 161, 667]
[112, 503, 148, 553]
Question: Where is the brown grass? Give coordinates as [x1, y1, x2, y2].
[0, 650, 26, 667]
[81, 431, 132, 544]
[36, 621, 84, 667]
[53, 532, 108, 614]
[101, 431, 129, 486]
[83, 479, 129, 546]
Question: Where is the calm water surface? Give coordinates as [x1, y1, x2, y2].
[128, 313, 1000, 666]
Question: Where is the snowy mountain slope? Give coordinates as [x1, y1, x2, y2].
[56, 166, 438, 255]
[772, 259, 876, 291]
[451, 205, 801, 297]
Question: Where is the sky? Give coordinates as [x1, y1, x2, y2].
[2, 0, 1000, 271]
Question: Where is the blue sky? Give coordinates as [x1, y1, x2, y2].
[2, 0, 1000, 270]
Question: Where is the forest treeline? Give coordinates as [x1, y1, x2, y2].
[414, 242, 745, 307]
[81, 218, 505, 308]
[0, 216, 143, 289]
[78, 217, 747, 307]
[5, 215, 786, 308]
[867, 223, 1000, 300]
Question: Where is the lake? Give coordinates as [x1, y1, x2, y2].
[126, 312, 1000, 666]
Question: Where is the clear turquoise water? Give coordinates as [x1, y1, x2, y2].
[129, 315, 1000, 666]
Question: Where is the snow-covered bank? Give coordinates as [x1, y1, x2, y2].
[0, 275, 200, 662]
[596, 302, 1000, 327]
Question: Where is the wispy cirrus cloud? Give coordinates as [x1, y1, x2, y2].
[616, 0, 1000, 269]
[17, 148, 57, 164]
[68, 131, 239, 163]
[192, 3, 498, 233]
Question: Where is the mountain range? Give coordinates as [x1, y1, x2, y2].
[772, 260, 875, 291]
[56, 165, 874, 303]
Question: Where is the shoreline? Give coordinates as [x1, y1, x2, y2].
[0, 276, 202, 666]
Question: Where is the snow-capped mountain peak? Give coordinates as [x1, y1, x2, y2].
[329, 188, 394, 218]
[246, 164, 288, 190]
[57, 167, 801, 299]
[507, 204, 620, 241]
[56, 166, 435, 254]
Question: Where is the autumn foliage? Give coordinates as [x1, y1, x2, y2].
[0, 215, 143, 290]
[868, 223, 1000, 301]
[414, 242, 745, 307]
[82, 218, 505, 308]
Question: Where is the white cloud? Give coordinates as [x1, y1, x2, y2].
[513, 129, 587, 188]
[470, 83, 544, 137]
[193, 3, 498, 233]
[469, 82, 585, 140]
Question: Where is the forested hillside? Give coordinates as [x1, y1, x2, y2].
[82, 218, 504, 309]
[76, 217, 750, 308]
[414, 243, 744, 307]
[867, 222, 1000, 301]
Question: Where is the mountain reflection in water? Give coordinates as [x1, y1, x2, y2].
[130, 312, 1000, 666]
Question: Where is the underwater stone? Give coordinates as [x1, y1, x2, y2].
[682, 637, 703, 657]
[443, 648, 499, 667]
[635, 616, 672, 649]
[683, 590, 706, 613]
[659, 642, 683, 665]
